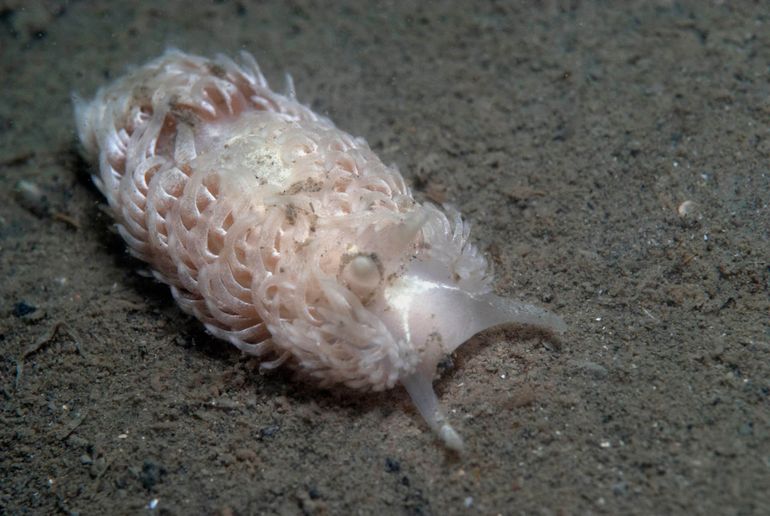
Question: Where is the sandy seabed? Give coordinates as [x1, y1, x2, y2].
[1, 1, 768, 514]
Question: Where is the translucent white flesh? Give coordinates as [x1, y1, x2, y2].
[402, 367, 464, 452]
[387, 273, 566, 451]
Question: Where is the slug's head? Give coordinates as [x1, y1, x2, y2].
[327, 204, 566, 451]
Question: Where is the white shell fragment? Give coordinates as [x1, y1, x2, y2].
[74, 50, 566, 450]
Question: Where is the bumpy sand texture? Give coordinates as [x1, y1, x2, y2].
[74, 50, 564, 450]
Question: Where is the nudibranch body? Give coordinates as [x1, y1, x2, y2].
[75, 50, 565, 450]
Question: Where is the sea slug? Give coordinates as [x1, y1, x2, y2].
[74, 50, 565, 450]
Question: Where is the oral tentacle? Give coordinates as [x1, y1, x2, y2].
[401, 366, 464, 452]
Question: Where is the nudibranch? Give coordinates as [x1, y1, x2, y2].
[74, 50, 565, 450]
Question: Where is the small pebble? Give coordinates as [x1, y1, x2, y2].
[612, 481, 628, 496]
[677, 200, 697, 218]
[15, 180, 49, 216]
[385, 458, 400, 473]
[259, 424, 280, 439]
[12, 301, 36, 317]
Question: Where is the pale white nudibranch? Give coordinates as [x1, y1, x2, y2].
[73, 49, 565, 451]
